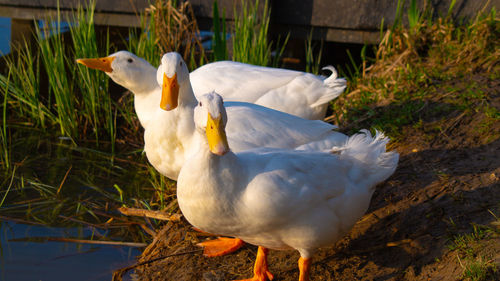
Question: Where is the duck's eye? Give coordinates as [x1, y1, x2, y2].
[179, 61, 182, 66]
[199, 101, 202, 107]
[127, 58, 133, 63]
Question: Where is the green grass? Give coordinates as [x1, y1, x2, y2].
[232, 0, 288, 67]
[0, 128, 166, 241]
[0, 70, 10, 170]
[460, 257, 498, 281]
[0, 1, 179, 232]
[70, 1, 115, 150]
[211, 0, 228, 61]
[407, 0, 422, 30]
[0, 2, 141, 148]
[0, 40, 55, 128]
[0, 166, 16, 208]
[132, 0, 288, 67]
[448, 224, 489, 252]
[340, 46, 369, 80]
[208, 0, 289, 66]
[329, 6, 499, 141]
[127, 11, 161, 67]
[145, 165, 176, 210]
[448, 222, 499, 281]
[305, 29, 323, 75]
[0, 2, 147, 231]
[36, 8, 78, 140]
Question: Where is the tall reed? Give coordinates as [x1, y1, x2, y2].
[341, 46, 368, 79]
[70, 1, 115, 151]
[407, 0, 422, 30]
[211, 0, 228, 61]
[232, 0, 288, 66]
[128, 12, 162, 67]
[146, 164, 176, 210]
[36, 11, 78, 140]
[304, 29, 323, 75]
[0, 71, 10, 170]
[0, 2, 132, 149]
[232, 0, 270, 65]
[0, 39, 56, 127]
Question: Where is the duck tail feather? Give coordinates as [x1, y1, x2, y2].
[309, 66, 346, 107]
[322, 66, 347, 89]
[339, 129, 399, 185]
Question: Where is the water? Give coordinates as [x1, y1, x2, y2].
[0, 17, 72, 57]
[0, 129, 155, 281]
[0, 222, 140, 281]
[0, 17, 10, 55]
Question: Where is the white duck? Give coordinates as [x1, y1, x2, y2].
[190, 61, 346, 120]
[177, 92, 399, 281]
[76, 50, 346, 121]
[77, 51, 347, 256]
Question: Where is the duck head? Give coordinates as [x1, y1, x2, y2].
[156, 52, 190, 111]
[194, 92, 229, 156]
[76, 51, 157, 94]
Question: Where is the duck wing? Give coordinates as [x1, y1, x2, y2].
[224, 102, 346, 152]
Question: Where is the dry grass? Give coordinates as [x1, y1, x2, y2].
[148, 0, 206, 68]
[329, 11, 499, 137]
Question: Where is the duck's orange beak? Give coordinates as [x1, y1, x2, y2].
[160, 73, 179, 111]
[206, 112, 229, 156]
[76, 56, 115, 73]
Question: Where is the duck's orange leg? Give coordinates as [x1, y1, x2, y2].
[234, 246, 274, 281]
[197, 237, 245, 257]
[298, 257, 311, 281]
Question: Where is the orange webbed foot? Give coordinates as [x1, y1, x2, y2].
[233, 246, 274, 281]
[197, 237, 245, 257]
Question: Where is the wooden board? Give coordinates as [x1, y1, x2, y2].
[0, 0, 497, 44]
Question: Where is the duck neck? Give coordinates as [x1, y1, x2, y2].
[129, 64, 158, 94]
[196, 137, 241, 187]
[134, 88, 160, 129]
[178, 79, 198, 109]
[171, 99, 196, 145]
[178, 136, 242, 234]
[130, 66, 160, 129]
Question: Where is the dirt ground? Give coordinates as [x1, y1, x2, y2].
[121, 73, 500, 281]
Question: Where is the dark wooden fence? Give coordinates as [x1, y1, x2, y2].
[0, 0, 497, 47]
